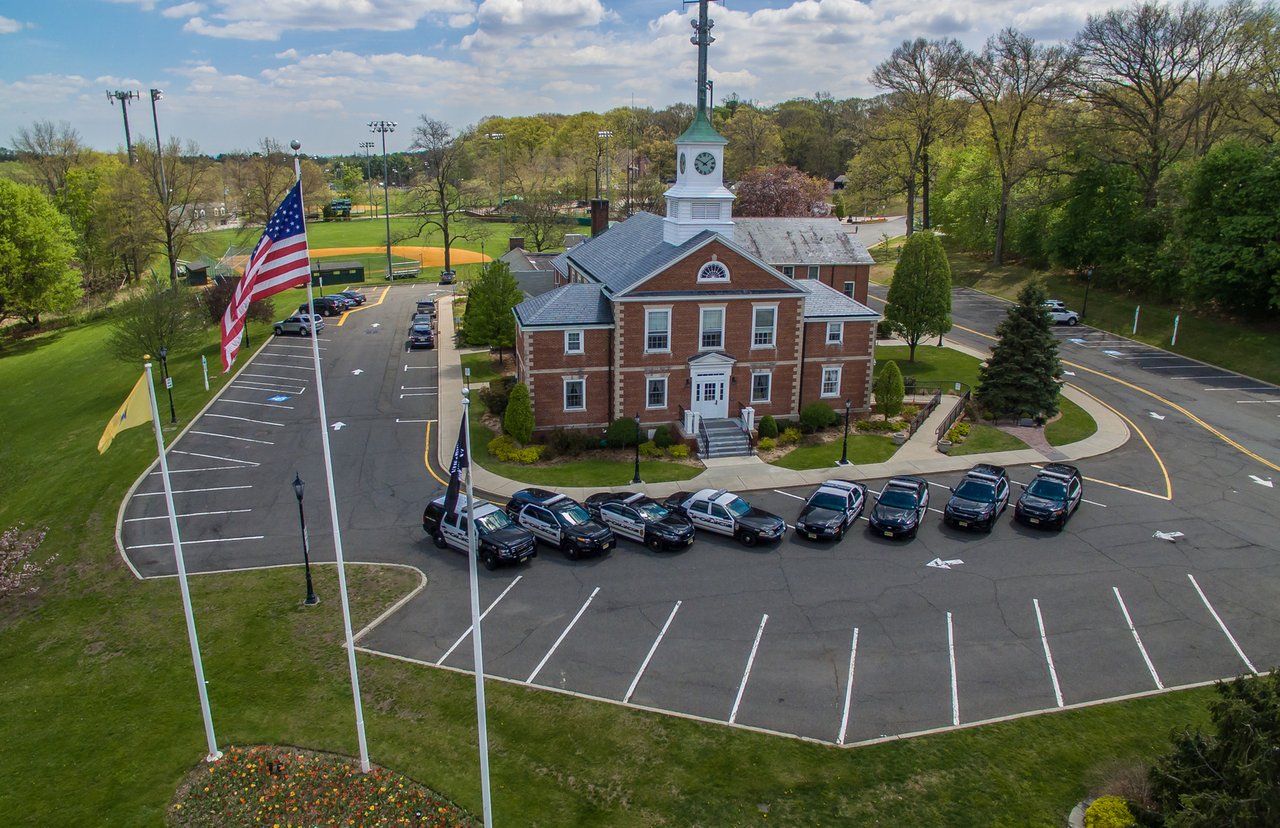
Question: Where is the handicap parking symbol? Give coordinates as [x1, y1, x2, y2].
[268, 395, 291, 402]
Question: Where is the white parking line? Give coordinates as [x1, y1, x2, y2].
[437, 576, 524, 666]
[206, 413, 284, 427]
[219, 399, 294, 410]
[240, 372, 308, 383]
[1168, 375, 1228, 380]
[267, 343, 327, 350]
[150, 465, 247, 475]
[836, 627, 859, 745]
[947, 611, 960, 726]
[1033, 599, 1064, 708]
[1113, 587, 1163, 689]
[252, 362, 314, 371]
[172, 450, 259, 466]
[525, 586, 601, 685]
[125, 509, 253, 523]
[135, 485, 252, 497]
[232, 381, 306, 394]
[624, 600, 682, 704]
[1235, 399, 1280, 404]
[773, 490, 805, 501]
[260, 353, 317, 361]
[1202, 386, 1273, 392]
[729, 613, 769, 725]
[1186, 574, 1257, 674]
[125, 535, 264, 550]
[401, 386, 439, 391]
[403, 365, 432, 371]
[190, 431, 275, 445]
[400, 393, 437, 398]
[394, 418, 436, 424]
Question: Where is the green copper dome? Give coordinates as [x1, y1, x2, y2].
[676, 109, 727, 146]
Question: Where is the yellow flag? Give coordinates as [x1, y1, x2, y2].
[98, 372, 152, 454]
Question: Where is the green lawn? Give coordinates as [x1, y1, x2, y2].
[949, 424, 1029, 456]
[0, 301, 1230, 826]
[460, 351, 511, 384]
[469, 421, 701, 486]
[773, 433, 899, 469]
[876, 344, 983, 389]
[1046, 396, 1099, 446]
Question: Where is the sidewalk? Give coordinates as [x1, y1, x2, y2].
[435, 299, 1129, 501]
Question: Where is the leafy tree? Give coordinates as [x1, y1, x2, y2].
[885, 230, 952, 361]
[0, 178, 81, 325]
[1145, 671, 1280, 827]
[503, 383, 535, 444]
[1048, 160, 1144, 280]
[106, 277, 206, 363]
[509, 166, 568, 252]
[56, 160, 130, 299]
[874, 360, 906, 418]
[719, 105, 784, 180]
[977, 282, 1062, 421]
[734, 164, 829, 217]
[462, 261, 522, 360]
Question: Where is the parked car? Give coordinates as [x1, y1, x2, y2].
[422, 494, 536, 570]
[943, 464, 1010, 532]
[505, 489, 615, 560]
[406, 323, 435, 350]
[439, 270, 456, 285]
[794, 479, 866, 541]
[416, 298, 436, 314]
[583, 491, 695, 551]
[662, 488, 787, 547]
[1042, 301, 1080, 326]
[323, 294, 354, 310]
[410, 312, 435, 327]
[298, 297, 343, 317]
[867, 476, 930, 539]
[273, 314, 325, 336]
[337, 290, 367, 305]
[1014, 463, 1083, 529]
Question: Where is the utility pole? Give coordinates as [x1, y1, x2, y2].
[368, 121, 396, 280]
[149, 89, 176, 286]
[106, 89, 140, 162]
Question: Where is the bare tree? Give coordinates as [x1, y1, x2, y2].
[508, 164, 568, 252]
[404, 117, 477, 274]
[132, 139, 210, 287]
[10, 120, 85, 196]
[235, 138, 295, 228]
[955, 28, 1077, 265]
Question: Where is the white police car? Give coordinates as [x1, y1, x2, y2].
[505, 489, 615, 560]
[662, 488, 787, 547]
[583, 491, 696, 551]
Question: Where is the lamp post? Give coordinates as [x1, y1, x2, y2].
[838, 399, 852, 466]
[369, 121, 396, 280]
[106, 89, 139, 162]
[631, 413, 642, 485]
[358, 141, 376, 218]
[597, 130, 613, 204]
[485, 132, 505, 213]
[158, 346, 177, 424]
[1081, 266, 1094, 320]
[292, 474, 319, 606]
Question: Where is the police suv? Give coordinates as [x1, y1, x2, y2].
[505, 489, 615, 560]
[422, 494, 537, 571]
[583, 491, 695, 551]
[662, 488, 787, 547]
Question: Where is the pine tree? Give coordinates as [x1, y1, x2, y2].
[463, 260, 523, 361]
[885, 230, 952, 361]
[976, 282, 1061, 422]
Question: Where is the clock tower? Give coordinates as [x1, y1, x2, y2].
[662, 0, 735, 246]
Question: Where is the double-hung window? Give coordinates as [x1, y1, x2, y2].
[700, 307, 724, 350]
[807, 265, 820, 280]
[826, 322, 843, 344]
[564, 378, 586, 411]
[820, 366, 841, 398]
[646, 377, 667, 409]
[564, 329, 583, 354]
[843, 281, 855, 298]
[645, 308, 670, 352]
[750, 371, 771, 404]
[782, 265, 795, 278]
[752, 305, 776, 348]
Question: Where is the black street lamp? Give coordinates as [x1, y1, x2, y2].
[838, 399, 852, 466]
[292, 474, 319, 606]
[1081, 266, 1094, 320]
[158, 346, 177, 424]
[631, 413, 642, 485]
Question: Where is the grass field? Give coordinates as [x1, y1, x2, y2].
[773, 433, 899, 469]
[0, 287, 1228, 827]
[1046, 396, 1099, 446]
[949, 424, 1029, 456]
[876, 344, 983, 389]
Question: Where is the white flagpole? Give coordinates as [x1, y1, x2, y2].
[462, 388, 494, 825]
[294, 142, 372, 773]
[144, 359, 221, 762]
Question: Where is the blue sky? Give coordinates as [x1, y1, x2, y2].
[2, 0, 1126, 156]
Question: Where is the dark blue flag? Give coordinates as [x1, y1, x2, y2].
[443, 411, 469, 515]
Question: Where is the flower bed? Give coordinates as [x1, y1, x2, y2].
[168, 745, 475, 827]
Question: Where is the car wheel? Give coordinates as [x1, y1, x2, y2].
[564, 544, 581, 561]
[273, 326, 284, 336]
[481, 551, 499, 571]
[300, 326, 310, 336]
[432, 531, 447, 549]
[646, 535, 663, 552]
[738, 530, 757, 547]
[1067, 316, 1078, 326]
[836, 524, 846, 541]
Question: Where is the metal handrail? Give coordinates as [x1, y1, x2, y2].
[936, 389, 973, 441]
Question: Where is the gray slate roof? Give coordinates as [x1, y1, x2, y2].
[733, 218, 873, 266]
[513, 283, 613, 327]
[554, 212, 718, 294]
[796, 279, 880, 321]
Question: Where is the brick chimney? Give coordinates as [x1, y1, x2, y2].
[508, 237, 525, 251]
[590, 199, 609, 237]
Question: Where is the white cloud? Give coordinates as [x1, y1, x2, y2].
[0, 15, 27, 33]
[275, 48, 299, 59]
[162, 2, 205, 18]
[473, 0, 607, 36]
[184, 16, 280, 40]
[447, 13, 473, 28]
[174, 0, 473, 38]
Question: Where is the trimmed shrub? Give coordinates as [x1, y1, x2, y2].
[946, 422, 972, 442]
[606, 417, 640, 448]
[875, 360, 906, 418]
[639, 440, 663, 457]
[779, 427, 802, 445]
[652, 424, 674, 449]
[876, 320, 894, 340]
[487, 435, 543, 464]
[547, 428, 597, 457]
[757, 414, 779, 439]
[1084, 796, 1136, 828]
[503, 383, 534, 444]
[757, 436, 777, 451]
[667, 444, 689, 459]
[479, 376, 517, 417]
[800, 401, 840, 432]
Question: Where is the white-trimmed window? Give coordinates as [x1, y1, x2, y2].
[752, 305, 776, 348]
[645, 308, 670, 352]
[808, 265, 820, 279]
[700, 307, 724, 350]
[691, 201, 720, 220]
[564, 329, 583, 354]
[843, 281, 855, 298]
[782, 265, 795, 278]
[750, 371, 772, 404]
[820, 366, 842, 398]
[826, 322, 843, 344]
[646, 377, 667, 409]
[697, 261, 730, 282]
[564, 378, 586, 411]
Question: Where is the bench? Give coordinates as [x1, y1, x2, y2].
[386, 262, 423, 280]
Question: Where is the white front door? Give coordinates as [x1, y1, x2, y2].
[691, 372, 728, 419]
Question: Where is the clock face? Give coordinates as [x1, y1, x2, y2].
[679, 153, 686, 174]
[694, 151, 716, 175]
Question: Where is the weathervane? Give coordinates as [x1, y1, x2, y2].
[683, 0, 722, 114]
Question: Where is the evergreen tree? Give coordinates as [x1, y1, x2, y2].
[885, 230, 952, 361]
[463, 260, 523, 361]
[976, 282, 1061, 422]
[503, 383, 534, 444]
[874, 360, 906, 418]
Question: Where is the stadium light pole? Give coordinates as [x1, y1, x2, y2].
[485, 132, 505, 213]
[597, 130, 613, 205]
[369, 121, 396, 280]
[149, 89, 175, 286]
[358, 141, 376, 219]
[106, 89, 140, 162]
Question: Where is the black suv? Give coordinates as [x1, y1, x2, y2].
[422, 494, 537, 570]
[299, 297, 343, 317]
[943, 464, 1010, 532]
[505, 488, 615, 560]
[406, 323, 435, 350]
[1014, 464, 1083, 529]
[868, 476, 930, 539]
[583, 491, 695, 551]
[794, 479, 866, 541]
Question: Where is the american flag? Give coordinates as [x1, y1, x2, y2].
[219, 182, 311, 371]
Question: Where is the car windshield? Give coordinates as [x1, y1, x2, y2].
[635, 501, 669, 521]
[412, 325, 432, 334]
[556, 504, 593, 526]
[1028, 479, 1067, 499]
[725, 497, 752, 517]
[809, 492, 848, 511]
[475, 511, 512, 533]
[879, 489, 918, 509]
[954, 481, 996, 502]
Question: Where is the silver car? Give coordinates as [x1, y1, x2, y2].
[273, 314, 325, 336]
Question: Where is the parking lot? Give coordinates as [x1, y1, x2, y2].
[120, 284, 1280, 748]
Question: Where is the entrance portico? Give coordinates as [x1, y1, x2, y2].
[688, 351, 735, 420]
